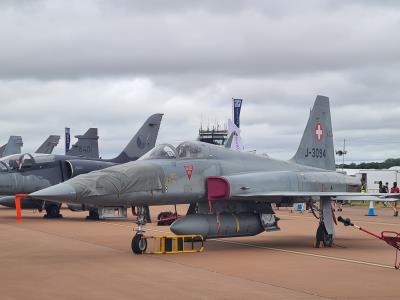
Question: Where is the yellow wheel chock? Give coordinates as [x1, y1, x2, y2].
[143, 235, 204, 254]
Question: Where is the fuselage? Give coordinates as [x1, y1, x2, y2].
[0, 153, 117, 208]
[55, 142, 360, 207]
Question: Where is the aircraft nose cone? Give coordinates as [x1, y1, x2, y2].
[30, 183, 76, 203]
[0, 196, 14, 207]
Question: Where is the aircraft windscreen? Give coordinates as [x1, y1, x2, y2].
[0, 161, 9, 172]
[0, 153, 55, 170]
[176, 142, 207, 159]
[140, 144, 177, 160]
[0, 154, 21, 170]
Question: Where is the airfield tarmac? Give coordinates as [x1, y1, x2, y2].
[0, 205, 399, 300]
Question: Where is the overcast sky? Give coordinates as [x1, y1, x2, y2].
[0, 0, 399, 162]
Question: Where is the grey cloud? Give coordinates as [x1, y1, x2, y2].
[0, 1, 399, 163]
[1, 1, 400, 79]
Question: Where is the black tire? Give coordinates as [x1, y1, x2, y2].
[323, 234, 333, 247]
[157, 211, 174, 226]
[86, 210, 100, 220]
[316, 222, 333, 248]
[157, 212, 165, 221]
[45, 204, 60, 218]
[131, 234, 147, 254]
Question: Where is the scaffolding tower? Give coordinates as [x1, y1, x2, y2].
[198, 124, 228, 146]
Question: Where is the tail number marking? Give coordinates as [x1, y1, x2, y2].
[305, 147, 326, 158]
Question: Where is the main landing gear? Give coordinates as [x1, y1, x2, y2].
[44, 204, 63, 219]
[315, 197, 334, 248]
[86, 209, 100, 220]
[131, 206, 148, 254]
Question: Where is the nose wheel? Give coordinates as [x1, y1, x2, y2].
[131, 233, 147, 254]
[132, 206, 149, 255]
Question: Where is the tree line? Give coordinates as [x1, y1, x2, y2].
[338, 158, 400, 169]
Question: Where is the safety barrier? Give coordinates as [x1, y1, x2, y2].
[144, 235, 204, 254]
[15, 194, 29, 222]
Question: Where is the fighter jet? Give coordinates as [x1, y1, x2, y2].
[35, 135, 60, 154]
[0, 128, 98, 214]
[0, 134, 61, 157]
[65, 128, 99, 158]
[1, 114, 163, 218]
[0, 136, 23, 157]
[31, 97, 398, 254]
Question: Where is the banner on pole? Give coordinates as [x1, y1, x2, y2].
[233, 99, 243, 128]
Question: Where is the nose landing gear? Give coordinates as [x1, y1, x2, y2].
[132, 233, 147, 254]
[132, 206, 148, 254]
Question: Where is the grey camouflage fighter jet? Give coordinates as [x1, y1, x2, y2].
[31, 96, 399, 254]
[0, 136, 23, 157]
[0, 128, 98, 215]
[35, 135, 61, 154]
[0, 135, 61, 158]
[65, 128, 99, 158]
[1, 114, 163, 218]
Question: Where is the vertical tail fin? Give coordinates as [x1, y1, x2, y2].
[66, 128, 99, 159]
[110, 113, 163, 163]
[290, 95, 335, 170]
[0, 136, 23, 157]
[35, 135, 60, 154]
[225, 132, 234, 149]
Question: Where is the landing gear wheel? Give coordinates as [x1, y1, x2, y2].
[132, 233, 147, 254]
[157, 211, 175, 226]
[44, 204, 62, 219]
[86, 210, 100, 220]
[315, 222, 333, 248]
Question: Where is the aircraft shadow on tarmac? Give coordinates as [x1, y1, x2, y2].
[205, 235, 388, 251]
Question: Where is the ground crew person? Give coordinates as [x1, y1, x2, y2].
[390, 182, 399, 217]
[384, 182, 389, 193]
[378, 181, 388, 206]
[378, 181, 384, 193]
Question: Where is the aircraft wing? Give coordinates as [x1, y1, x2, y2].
[232, 192, 400, 202]
[221, 171, 400, 202]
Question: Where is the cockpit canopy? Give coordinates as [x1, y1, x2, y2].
[140, 142, 211, 160]
[176, 142, 208, 159]
[140, 144, 178, 160]
[0, 153, 56, 172]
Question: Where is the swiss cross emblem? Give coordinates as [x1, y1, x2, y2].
[315, 122, 323, 142]
[184, 165, 193, 180]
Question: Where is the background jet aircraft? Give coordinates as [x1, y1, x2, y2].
[0, 135, 61, 158]
[35, 135, 60, 154]
[0, 128, 98, 214]
[65, 128, 99, 158]
[31, 97, 397, 254]
[0, 136, 23, 158]
[1, 114, 163, 218]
